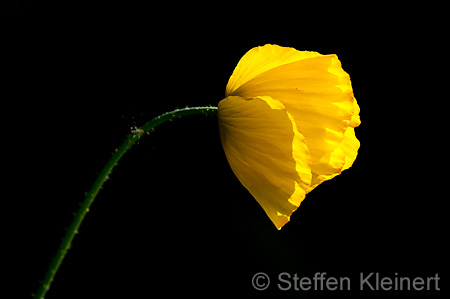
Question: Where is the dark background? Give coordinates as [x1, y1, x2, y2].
[3, 1, 446, 298]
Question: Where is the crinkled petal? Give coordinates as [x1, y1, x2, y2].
[349, 99, 361, 128]
[218, 95, 312, 229]
[226, 44, 321, 97]
[341, 100, 361, 171]
[228, 45, 360, 191]
[341, 127, 359, 171]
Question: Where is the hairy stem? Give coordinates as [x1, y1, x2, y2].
[34, 106, 218, 299]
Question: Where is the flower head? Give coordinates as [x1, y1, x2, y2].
[218, 44, 360, 229]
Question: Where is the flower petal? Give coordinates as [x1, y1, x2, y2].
[226, 44, 321, 97]
[218, 95, 312, 229]
[229, 49, 360, 191]
[341, 100, 361, 171]
[342, 127, 359, 171]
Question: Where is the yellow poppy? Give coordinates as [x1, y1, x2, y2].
[218, 44, 360, 229]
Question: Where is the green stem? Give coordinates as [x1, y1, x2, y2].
[34, 106, 218, 299]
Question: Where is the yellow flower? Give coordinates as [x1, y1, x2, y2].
[218, 44, 360, 229]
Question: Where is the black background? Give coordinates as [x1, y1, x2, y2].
[3, 1, 446, 298]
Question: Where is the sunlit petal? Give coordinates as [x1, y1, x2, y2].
[226, 44, 321, 97]
[218, 95, 312, 229]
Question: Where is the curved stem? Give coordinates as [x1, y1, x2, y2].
[34, 106, 218, 299]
